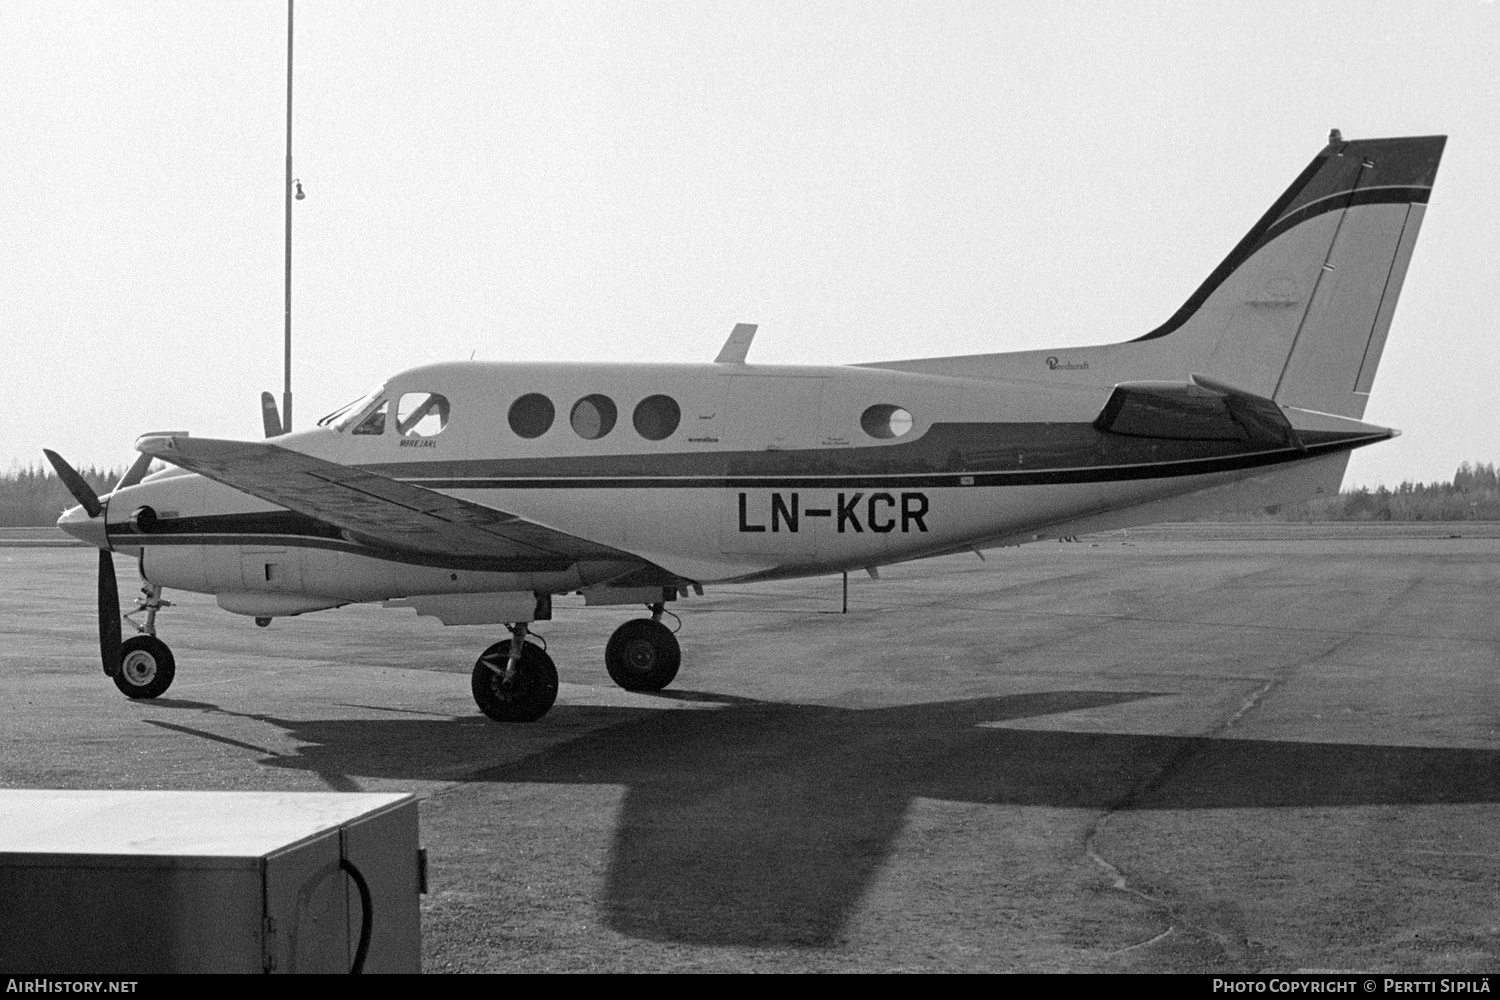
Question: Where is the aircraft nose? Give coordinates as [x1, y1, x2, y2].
[57, 503, 109, 550]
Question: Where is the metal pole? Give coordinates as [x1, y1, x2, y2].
[282, 0, 294, 434]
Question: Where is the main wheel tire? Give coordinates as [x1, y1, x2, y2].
[471, 640, 559, 722]
[605, 619, 681, 692]
[114, 635, 176, 699]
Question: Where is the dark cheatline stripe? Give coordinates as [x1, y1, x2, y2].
[109, 423, 1386, 565]
[110, 533, 357, 553]
[401, 434, 1382, 491]
[108, 509, 344, 542]
[363, 422, 1380, 485]
[107, 529, 576, 573]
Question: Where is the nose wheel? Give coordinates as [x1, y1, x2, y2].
[114, 634, 176, 699]
[112, 584, 176, 699]
[605, 608, 681, 692]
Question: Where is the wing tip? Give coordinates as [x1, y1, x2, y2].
[134, 434, 179, 456]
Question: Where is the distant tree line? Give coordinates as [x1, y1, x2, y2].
[1, 464, 123, 528]
[1233, 462, 1500, 522]
[4, 460, 1500, 527]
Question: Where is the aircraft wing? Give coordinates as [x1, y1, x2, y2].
[134, 435, 645, 570]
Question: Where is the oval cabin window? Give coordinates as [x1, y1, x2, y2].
[860, 404, 913, 439]
[632, 394, 681, 441]
[508, 393, 555, 439]
[570, 394, 618, 440]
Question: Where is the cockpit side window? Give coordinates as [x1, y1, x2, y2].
[397, 392, 450, 437]
[351, 400, 389, 435]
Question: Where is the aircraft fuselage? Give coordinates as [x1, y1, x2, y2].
[99, 355, 1382, 615]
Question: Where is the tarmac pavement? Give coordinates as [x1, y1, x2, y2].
[2, 525, 1498, 972]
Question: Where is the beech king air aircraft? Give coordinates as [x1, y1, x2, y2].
[47, 132, 1445, 722]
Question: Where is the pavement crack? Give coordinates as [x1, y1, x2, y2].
[1083, 626, 1368, 965]
[1106, 924, 1176, 956]
[1084, 804, 1177, 954]
[1223, 677, 1278, 732]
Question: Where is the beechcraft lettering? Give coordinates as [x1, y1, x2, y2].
[737, 492, 929, 533]
[45, 131, 1446, 723]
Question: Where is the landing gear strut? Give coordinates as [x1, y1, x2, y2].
[471, 623, 558, 722]
[605, 603, 681, 692]
[115, 584, 175, 699]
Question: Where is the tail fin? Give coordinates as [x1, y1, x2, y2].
[1136, 133, 1445, 418]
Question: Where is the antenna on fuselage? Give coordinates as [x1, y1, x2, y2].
[714, 323, 758, 364]
[261, 392, 283, 439]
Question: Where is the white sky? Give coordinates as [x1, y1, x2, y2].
[2, 1, 1496, 487]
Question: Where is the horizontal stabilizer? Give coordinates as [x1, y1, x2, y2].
[1094, 377, 1300, 449]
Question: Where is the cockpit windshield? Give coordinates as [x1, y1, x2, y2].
[317, 386, 387, 432]
[317, 385, 451, 437]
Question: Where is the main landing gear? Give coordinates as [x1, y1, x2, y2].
[470, 602, 683, 721]
[605, 603, 680, 692]
[114, 584, 176, 699]
[471, 623, 559, 722]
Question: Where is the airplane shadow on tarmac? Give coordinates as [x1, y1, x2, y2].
[144, 691, 1500, 948]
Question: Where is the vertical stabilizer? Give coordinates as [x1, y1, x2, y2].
[1135, 134, 1445, 418]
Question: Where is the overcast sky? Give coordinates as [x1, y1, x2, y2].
[3, 1, 1496, 487]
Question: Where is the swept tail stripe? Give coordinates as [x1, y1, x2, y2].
[1263, 185, 1428, 247]
[1133, 153, 1327, 343]
[1135, 185, 1430, 344]
[1134, 134, 1444, 343]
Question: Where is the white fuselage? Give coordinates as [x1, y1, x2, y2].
[101, 355, 1368, 617]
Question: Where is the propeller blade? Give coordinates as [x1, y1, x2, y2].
[42, 449, 102, 518]
[45, 449, 123, 673]
[261, 392, 283, 439]
[98, 550, 122, 677]
[114, 452, 155, 493]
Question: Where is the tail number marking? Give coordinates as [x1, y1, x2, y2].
[738, 492, 928, 533]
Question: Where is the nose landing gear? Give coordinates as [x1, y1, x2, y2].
[115, 584, 176, 699]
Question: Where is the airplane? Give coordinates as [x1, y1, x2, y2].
[46, 131, 1445, 723]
